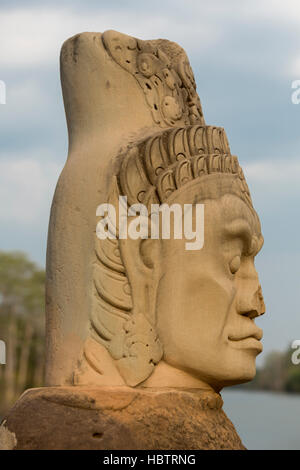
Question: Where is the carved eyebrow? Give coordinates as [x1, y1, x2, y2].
[223, 220, 253, 252]
[224, 221, 264, 256]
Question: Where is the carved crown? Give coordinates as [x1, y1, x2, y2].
[102, 30, 205, 128]
[118, 125, 252, 209]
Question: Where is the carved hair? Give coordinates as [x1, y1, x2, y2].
[82, 125, 253, 387]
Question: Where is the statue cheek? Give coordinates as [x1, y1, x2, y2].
[196, 276, 236, 319]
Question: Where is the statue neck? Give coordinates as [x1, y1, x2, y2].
[140, 361, 217, 392]
[74, 338, 219, 391]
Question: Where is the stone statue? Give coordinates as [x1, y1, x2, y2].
[1, 30, 265, 450]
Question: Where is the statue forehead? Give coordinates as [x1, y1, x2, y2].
[167, 173, 256, 212]
[165, 175, 262, 241]
[204, 194, 262, 240]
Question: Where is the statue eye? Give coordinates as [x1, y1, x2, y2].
[229, 255, 241, 274]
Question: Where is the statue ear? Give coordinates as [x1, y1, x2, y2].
[81, 232, 163, 388]
[113, 236, 163, 386]
[118, 237, 161, 315]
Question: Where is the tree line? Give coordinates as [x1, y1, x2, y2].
[241, 348, 300, 394]
[0, 251, 45, 417]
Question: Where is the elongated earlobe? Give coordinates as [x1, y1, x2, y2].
[140, 238, 159, 269]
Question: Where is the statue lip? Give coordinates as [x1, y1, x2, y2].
[227, 326, 263, 352]
[228, 336, 263, 352]
[228, 325, 263, 342]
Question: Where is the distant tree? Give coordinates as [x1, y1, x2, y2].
[0, 251, 45, 416]
[257, 351, 288, 391]
[285, 368, 300, 393]
[239, 346, 300, 394]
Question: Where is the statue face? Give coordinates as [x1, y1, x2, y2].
[155, 192, 265, 390]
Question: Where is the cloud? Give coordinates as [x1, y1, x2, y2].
[0, 5, 220, 69]
[243, 158, 300, 222]
[1, 0, 300, 71]
[244, 159, 300, 184]
[288, 56, 300, 77]
[250, 0, 300, 25]
[0, 153, 61, 225]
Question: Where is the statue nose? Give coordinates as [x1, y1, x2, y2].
[238, 284, 266, 319]
[256, 285, 265, 316]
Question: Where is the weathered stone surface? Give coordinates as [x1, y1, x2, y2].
[46, 30, 265, 392]
[3, 29, 265, 450]
[0, 425, 17, 450]
[3, 387, 245, 450]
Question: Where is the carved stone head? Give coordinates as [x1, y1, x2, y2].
[46, 31, 265, 392]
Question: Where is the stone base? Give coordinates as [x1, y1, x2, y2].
[1, 386, 245, 450]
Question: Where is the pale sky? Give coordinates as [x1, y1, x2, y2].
[1, 0, 300, 361]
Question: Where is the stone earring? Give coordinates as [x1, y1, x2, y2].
[116, 311, 163, 387]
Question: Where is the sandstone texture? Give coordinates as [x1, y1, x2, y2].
[3, 387, 245, 450]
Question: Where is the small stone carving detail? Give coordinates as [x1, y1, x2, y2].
[118, 125, 252, 209]
[102, 30, 205, 127]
